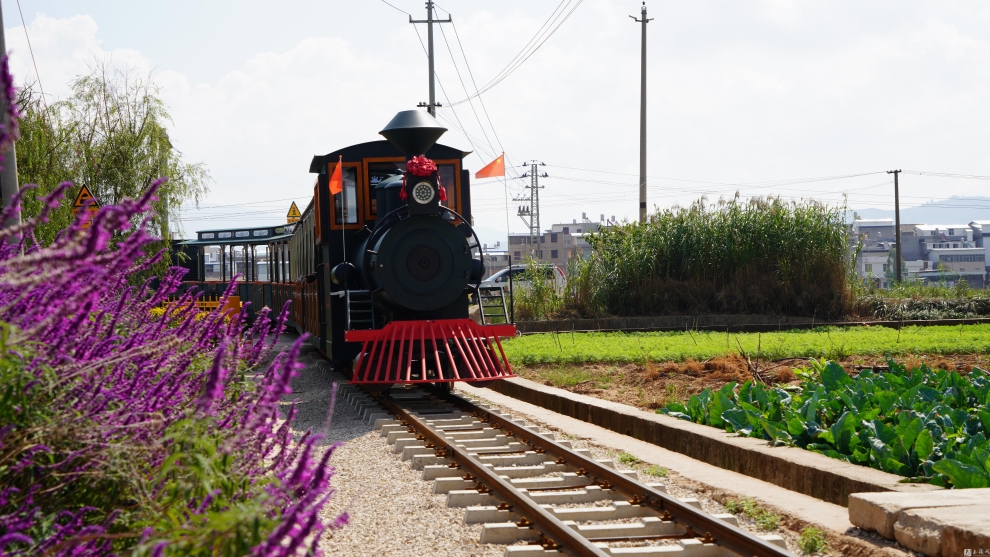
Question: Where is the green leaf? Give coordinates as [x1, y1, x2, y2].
[915, 429, 934, 461]
[875, 390, 898, 414]
[830, 411, 857, 454]
[882, 457, 909, 475]
[801, 390, 821, 423]
[897, 417, 924, 451]
[723, 408, 753, 436]
[821, 449, 851, 462]
[786, 416, 807, 436]
[761, 419, 791, 444]
[687, 395, 704, 423]
[871, 419, 898, 445]
[718, 382, 738, 400]
[821, 363, 851, 392]
[709, 392, 733, 428]
[978, 411, 990, 434]
[932, 459, 990, 488]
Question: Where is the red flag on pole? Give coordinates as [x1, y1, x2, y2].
[475, 152, 505, 179]
[329, 155, 343, 195]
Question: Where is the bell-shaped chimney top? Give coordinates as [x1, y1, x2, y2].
[379, 110, 447, 156]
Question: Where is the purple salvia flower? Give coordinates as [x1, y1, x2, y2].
[331, 511, 349, 529]
[196, 340, 229, 415]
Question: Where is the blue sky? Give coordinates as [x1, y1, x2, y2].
[4, 1, 990, 244]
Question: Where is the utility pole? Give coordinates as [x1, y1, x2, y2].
[630, 2, 652, 224]
[0, 3, 21, 229]
[410, 1, 451, 117]
[887, 169, 902, 283]
[516, 161, 547, 258]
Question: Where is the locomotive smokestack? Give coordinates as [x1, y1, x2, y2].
[379, 110, 447, 156]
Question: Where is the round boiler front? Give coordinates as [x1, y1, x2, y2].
[368, 215, 471, 312]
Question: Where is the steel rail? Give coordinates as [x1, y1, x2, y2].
[436, 390, 793, 557]
[378, 393, 610, 557]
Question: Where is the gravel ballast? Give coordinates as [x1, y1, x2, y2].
[273, 333, 854, 556]
[276, 339, 502, 557]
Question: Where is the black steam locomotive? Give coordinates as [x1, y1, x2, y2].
[273, 110, 516, 386]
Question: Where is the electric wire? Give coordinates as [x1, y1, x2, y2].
[447, 0, 586, 106]
[903, 170, 990, 180]
[409, 23, 482, 171]
[179, 196, 306, 211]
[378, 0, 410, 16]
[15, 0, 48, 113]
[437, 21, 498, 159]
[446, 16, 505, 152]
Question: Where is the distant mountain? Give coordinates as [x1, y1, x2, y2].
[853, 196, 990, 225]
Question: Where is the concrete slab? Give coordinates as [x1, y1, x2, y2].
[457, 381, 855, 535]
[848, 489, 990, 539]
[894, 504, 990, 557]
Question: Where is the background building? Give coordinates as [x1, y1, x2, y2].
[508, 217, 606, 274]
[850, 216, 988, 288]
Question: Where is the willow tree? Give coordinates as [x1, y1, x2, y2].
[15, 60, 210, 252]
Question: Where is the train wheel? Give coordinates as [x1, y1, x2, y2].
[432, 382, 453, 394]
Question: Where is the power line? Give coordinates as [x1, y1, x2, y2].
[409, 21, 482, 164]
[179, 196, 305, 211]
[903, 170, 990, 180]
[436, 20, 497, 159]
[15, 0, 47, 112]
[448, 18, 504, 152]
[448, 0, 587, 106]
[378, 0, 410, 16]
[543, 165, 887, 188]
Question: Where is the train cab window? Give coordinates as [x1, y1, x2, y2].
[438, 163, 458, 213]
[333, 167, 359, 224]
[366, 160, 405, 218]
[327, 162, 366, 230]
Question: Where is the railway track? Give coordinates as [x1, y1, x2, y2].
[343, 383, 793, 556]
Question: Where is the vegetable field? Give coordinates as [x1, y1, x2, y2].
[502, 324, 990, 365]
[660, 360, 990, 488]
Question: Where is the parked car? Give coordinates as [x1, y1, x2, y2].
[480, 264, 565, 293]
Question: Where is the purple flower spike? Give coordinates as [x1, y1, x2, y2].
[197, 340, 229, 415]
[0, 173, 342, 555]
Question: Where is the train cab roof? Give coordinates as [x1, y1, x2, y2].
[309, 140, 470, 174]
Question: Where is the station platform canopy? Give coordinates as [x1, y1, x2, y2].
[181, 224, 296, 246]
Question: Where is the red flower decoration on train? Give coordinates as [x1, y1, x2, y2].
[407, 155, 437, 177]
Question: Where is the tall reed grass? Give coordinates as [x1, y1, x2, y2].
[569, 197, 850, 318]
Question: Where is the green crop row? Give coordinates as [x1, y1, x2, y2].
[502, 324, 990, 365]
[659, 360, 990, 488]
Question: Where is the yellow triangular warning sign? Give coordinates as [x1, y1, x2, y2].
[287, 201, 301, 223]
[73, 186, 97, 208]
[71, 186, 101, 229]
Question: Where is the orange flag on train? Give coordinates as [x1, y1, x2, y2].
[329, 155, 343, 195]
[475, 152, 505, 179]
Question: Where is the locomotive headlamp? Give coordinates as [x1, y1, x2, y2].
[412, 181, 435, 204]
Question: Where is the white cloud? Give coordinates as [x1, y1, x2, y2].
[6, 14, 151, 99]
[5, 3, 990, 242]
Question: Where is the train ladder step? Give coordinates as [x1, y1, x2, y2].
[346, 289, 375, 330]
[475, 286, 509, 325]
